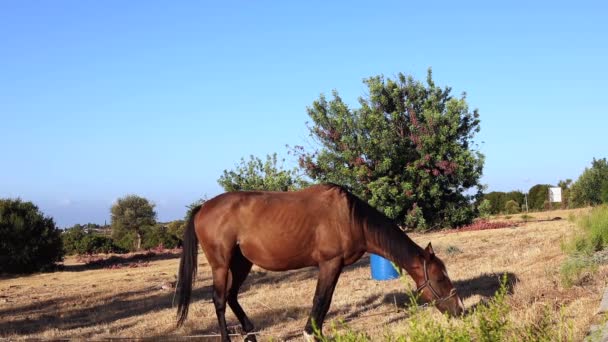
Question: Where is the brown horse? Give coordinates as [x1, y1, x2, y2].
[176, 184, 464, 341]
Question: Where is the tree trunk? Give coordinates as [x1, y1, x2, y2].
[136, 232, 142, 250]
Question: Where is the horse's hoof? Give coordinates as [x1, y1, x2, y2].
[244, 333, 257, 342]
[303, 331, 316, 342]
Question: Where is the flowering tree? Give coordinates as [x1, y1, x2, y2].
[294, 69, 484, 229]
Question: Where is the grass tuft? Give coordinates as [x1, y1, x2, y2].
[560, 206, 608, 287]
[318, 274, 576, 341]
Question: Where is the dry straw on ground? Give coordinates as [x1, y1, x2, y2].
[0, 208, 605, 340]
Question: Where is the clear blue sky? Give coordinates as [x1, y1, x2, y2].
[1, 1, 606, 227]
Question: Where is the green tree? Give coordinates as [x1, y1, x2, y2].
[294, 69, 484, 229]
[110, 195, 156, 251]
[505, 191, 525, 206]
[528, 184, 552, 211]
[570, 158, 608, 207]
[218, 153, 308, 192]
[0, 199, 64, 273]
[483, 191, 525, 214]
[484, 192, 507, 214]
[558, 179, 573, 209]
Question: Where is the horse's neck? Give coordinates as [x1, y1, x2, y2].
[364, 223, 423, 274]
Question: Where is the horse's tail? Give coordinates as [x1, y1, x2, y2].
[176, 204, 202, 327]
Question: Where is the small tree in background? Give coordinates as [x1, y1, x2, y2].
[570, 158, 608, 207]
[505, 200, 520, 214]
[167, 219, 185, 242]
[478, 199, 492, 218]
[219, 153, 308, 192]
[166, 198, 209, 246]
[528, 184, 552, 211]
[111, 195, 156, 251]
[483, 192, 507, 214]
[294, 69, 484, 229]
[0, 199, 64, 273]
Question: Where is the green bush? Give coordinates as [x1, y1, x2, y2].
[504, 200, 520, 214]
[560, 254, 597, 288]
[112, 229, 137, 252]
[62, 225, 86, 254]
[0, 199, 64, 273]
[478, 199, 492, 218]
[62, 226, 123, 255]
[560, 206, 608, 287]
[567, 205, 608, 255]
[520, 214, 533, 222]
[80, 235, 119, 254]
[166, 219, 185, 242]
[141, 225, 179, 249]
[483, 191, 524, 215]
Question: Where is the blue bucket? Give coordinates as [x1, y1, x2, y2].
[370, 254, 400, 280]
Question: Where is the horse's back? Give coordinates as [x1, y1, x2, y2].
[194, 185, 366, 270]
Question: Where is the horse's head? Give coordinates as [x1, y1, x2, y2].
[414, 242, 464, 316]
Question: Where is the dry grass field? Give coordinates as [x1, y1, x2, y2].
[1, 208, 606, 341]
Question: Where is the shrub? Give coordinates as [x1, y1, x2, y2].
[112, 229, 138, 252]
[565, 205, 608, 255]
[141, 225, 179, 250]
[560, 206, 608, 287]
[62, 226, 123, 255]
[560, 254, 597, 287]
[483, 191, 524, 215]
[520, 214, 533, 222]
[166, 219, 185, 242]
[0, 199, 64, 273]
[505, 200, 520, 214]
[81, 235, 120, 254]
[478, 199, 492, 218]
[62, 225, 86, 254]
[445, 245, 463, 255]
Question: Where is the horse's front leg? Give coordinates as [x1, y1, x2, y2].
[304, 258, 343, 341]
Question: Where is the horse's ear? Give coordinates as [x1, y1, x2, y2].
[424, 242, 435, 259]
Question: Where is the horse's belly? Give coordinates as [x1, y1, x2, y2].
[238, 239, 317, 271]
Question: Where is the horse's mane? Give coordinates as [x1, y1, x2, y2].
[322, 183, 421, 263]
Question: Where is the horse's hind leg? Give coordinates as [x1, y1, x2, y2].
[228, 246, 256, 341]
[211, 264, 231, 342]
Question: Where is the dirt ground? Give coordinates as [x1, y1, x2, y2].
[1, 208, 605, 341]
